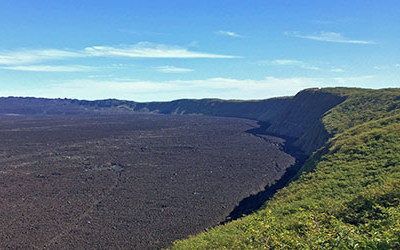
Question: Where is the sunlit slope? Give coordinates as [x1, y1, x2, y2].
[173, 88, 400, 249]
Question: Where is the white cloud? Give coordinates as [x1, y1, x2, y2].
[0, 75, 377, 102]
[154, 65, 193, 73]
[83, 42, 237, 59]
[215, 30, 243, 38]
[330, 75, 375, 84]
[374, 64, 400, 70]
[2, 77, 313, 101]
[264, 59, 347, 72]
[0, 42, 238, 67]
[265, 59, 320, 70]
[118, 29, 165, 36]
[271, 59, 303, 66]
[1, 65, 94, 72]
[0, 49, 81, 66]
[303, 65, 321, 71]
[331, 68, 345, 73]
[285, 31, 376, 44]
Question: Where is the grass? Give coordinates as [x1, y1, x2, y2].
[173, 88, 400, 249]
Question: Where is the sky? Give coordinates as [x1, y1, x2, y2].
[0, 0, 399, 101]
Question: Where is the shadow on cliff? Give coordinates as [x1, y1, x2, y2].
[222, 121, 308, 223]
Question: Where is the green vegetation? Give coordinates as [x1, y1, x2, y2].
[173, 88, 400, 249]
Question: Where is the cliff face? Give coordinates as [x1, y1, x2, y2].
[0, 88, 346, 154]
[261, 89, 346, 154]
[131, 89, 346, 154]
[130, 97, 290, 121]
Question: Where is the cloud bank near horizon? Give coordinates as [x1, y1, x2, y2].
[0, 75, 378, 102]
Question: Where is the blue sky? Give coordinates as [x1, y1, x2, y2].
[0, 0, 399, 101]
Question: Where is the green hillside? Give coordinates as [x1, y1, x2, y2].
[173, 88, 400, 249]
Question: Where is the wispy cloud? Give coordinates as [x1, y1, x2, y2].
[271, 59, 303, 66]
[215, 30, 243, 38]
[0, 49, 81, 66]
[83, 42, 237, 59]
[374, 65, 384, 70]
[154, 65, 193, 73]
[263, 59, 320, 70]
[1, 64, 94, 72]
[285, 31, 376, 44]
[330, 68, 345, 73]
[262, 59, 346, 73]
[373, 64, 400, 70]
[118, 29, 165, 36]
[0, 42, 238, 67]
[330, 75, 375, 84]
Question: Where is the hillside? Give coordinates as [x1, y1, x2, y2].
[173, 88, 400, 249]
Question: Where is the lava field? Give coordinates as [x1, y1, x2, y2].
[0, 114, 295, 249]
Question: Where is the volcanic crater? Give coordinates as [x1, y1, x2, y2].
[0, 113, 296, 249]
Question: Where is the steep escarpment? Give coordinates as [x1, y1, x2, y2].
[260, 89, 346, 154]
[0, 88, 346, 154]
[131, 89, 345, 154]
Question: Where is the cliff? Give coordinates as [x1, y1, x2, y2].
[0, 88, 346, 154]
